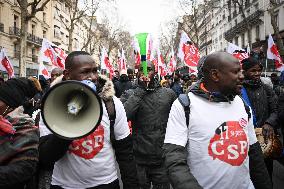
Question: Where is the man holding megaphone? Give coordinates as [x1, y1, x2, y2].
[39, 51, 139, 189]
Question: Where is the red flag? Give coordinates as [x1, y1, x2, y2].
[183, 43, 200, 67]
[267, 34, 284, 71]
[0, 49, 14, 78]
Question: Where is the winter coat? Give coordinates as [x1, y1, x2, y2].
[123, 83, 176, 165]
[278, 92, 284, 128]
[114, 76, 133, 98]
[0, 107, 39, 189]
[163, 81, 272, 189]
[243, 81, 278, 128]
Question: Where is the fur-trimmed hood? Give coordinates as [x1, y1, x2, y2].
[51, 75, 115, 101]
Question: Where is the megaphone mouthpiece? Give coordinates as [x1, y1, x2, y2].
[67, 91, 88, 115]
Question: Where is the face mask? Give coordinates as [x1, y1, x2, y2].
[0, 115, 15, 135]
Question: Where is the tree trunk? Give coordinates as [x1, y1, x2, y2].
[68, 24, 74, 52]
[19, 9, 28, 77]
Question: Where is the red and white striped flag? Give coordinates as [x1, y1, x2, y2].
[0, 48, 14, 78]
[267, 34, 284, 71]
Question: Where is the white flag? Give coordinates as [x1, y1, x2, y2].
[227, 42, 244, 54]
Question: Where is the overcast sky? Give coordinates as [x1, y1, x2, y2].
[95, 0, 191, 38]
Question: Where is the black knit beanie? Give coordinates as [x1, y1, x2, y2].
[0, 78, 40, 108]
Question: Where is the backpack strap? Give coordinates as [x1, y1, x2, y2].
[178, 94, 191, 127]
[239, 96, 251, 121]
[104, 98, 116, 143]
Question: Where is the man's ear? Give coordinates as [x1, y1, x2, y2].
[63, 70, 70, 80]
[210, 69, 220, 82]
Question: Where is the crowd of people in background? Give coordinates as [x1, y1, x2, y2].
[0, 51, 284, 189]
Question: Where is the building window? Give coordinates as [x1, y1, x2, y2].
[255, 25, 260, 40]
[43, 30, 46, 38]
[247, 29, 251, 44]
[14, 15, 19, 28]
[43, 12, 46, 23]
[14, 44, 20, 58]
[31, 24, 35, 35]
[241, 34, 245, 47]
[274, 12, 279, 27]
[234, 36, 239, 46]
[54, 25, 60, 38]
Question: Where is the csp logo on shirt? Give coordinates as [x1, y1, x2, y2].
[69, 125, 104, 159]
[208, 120, 248, 166]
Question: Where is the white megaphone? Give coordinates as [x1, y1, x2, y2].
[41, 80, 103, 140]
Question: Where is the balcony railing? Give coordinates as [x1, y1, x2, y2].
[9, 26, 43, 45]
[9, 26, 21, 36]
[0, 23, 4, 32]
[27, 33, 43, 45]
[224, 10, 264, 41]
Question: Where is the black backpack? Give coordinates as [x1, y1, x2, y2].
[178, 94, 251, 127]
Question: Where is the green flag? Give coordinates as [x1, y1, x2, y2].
[135, 33, 148, 76]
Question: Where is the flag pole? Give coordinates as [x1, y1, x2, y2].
[265, 58, 268, 77]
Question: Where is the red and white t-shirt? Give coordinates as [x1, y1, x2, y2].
[39, 96, 130, 189]
[164, 93, 257, 189]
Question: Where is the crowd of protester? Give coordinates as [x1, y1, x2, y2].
[0, 51, 284, 189]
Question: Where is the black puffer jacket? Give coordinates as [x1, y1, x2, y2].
[243, 81, 278, 128]
[124, 82, 176, 165]
[114, 75, 133, 98]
